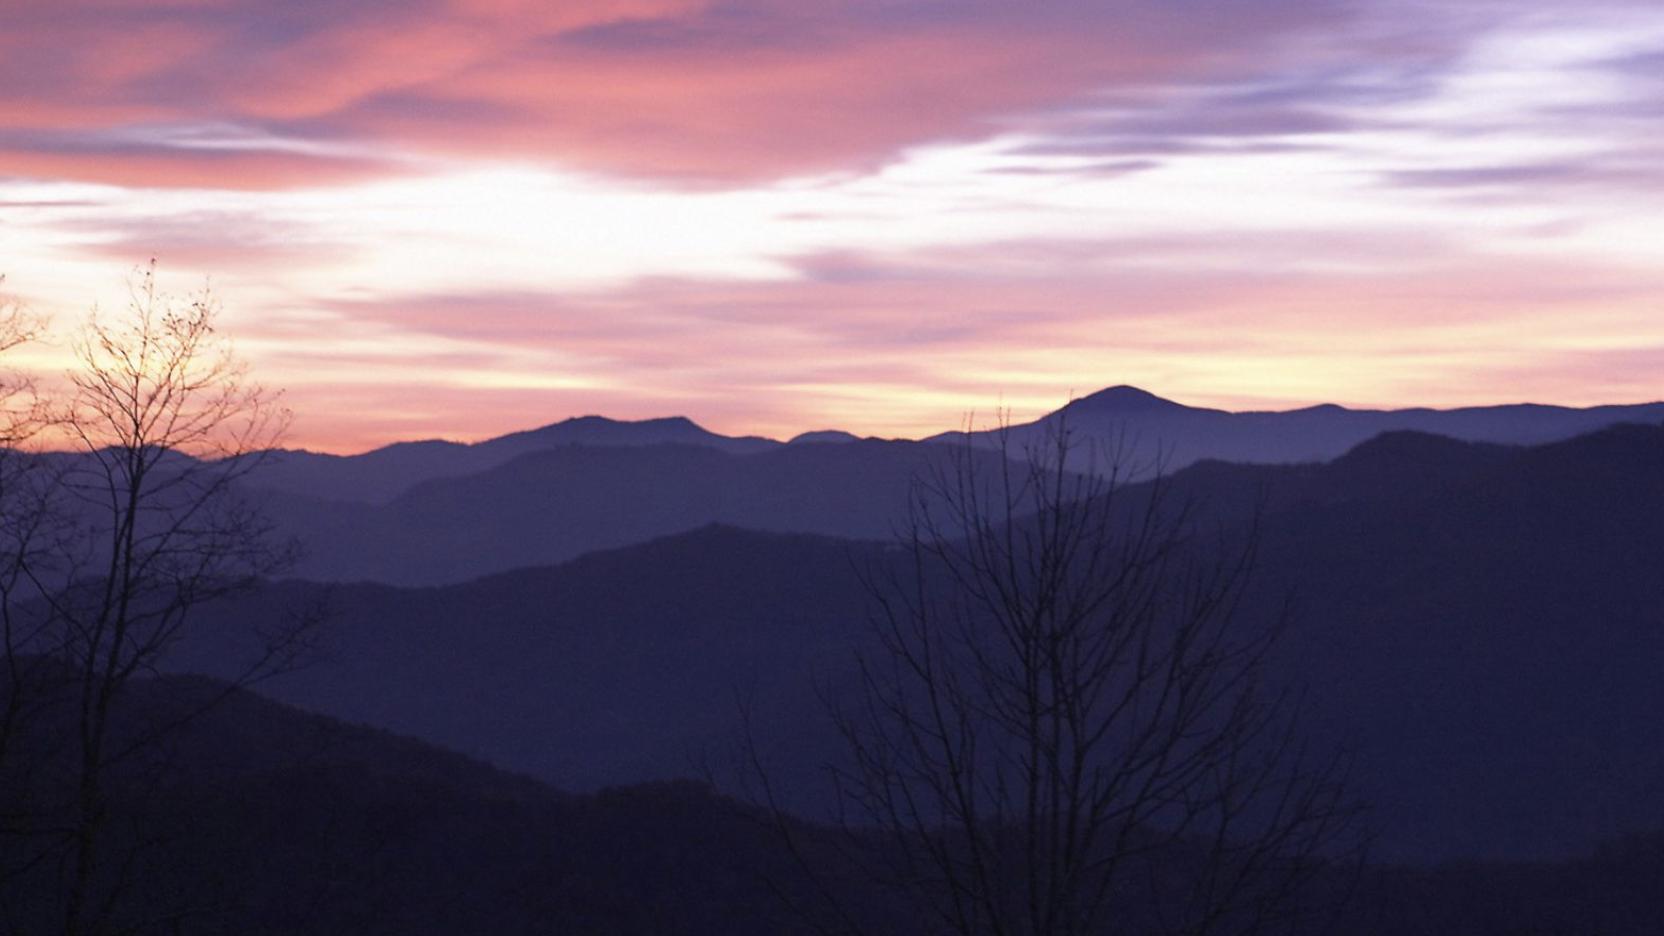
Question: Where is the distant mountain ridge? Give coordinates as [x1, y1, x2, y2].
[933, 385, 1664, 471]
[249, 414, 779, 504]
[236, 387, 1664, 585]
[482, 414, 778, 456]
[211, 384, 1664, 587]
[246, 386, 1664, 505]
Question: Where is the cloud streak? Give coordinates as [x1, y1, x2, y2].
[0, 0, 1359, 188]
[0, 0, 1661, 451]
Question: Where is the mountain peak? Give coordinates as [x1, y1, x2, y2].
[550, 415, 699, 431]
[788, 429, 860, 445]
[478, 414, 718, 453]
[471, 413, 782, 457]
[1067, 385, 1187, 413]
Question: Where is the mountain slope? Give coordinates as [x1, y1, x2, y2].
[272, 439, 1000, 585]
[173, 527, 883, 796]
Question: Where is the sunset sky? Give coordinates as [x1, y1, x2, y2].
[2, 0, 1661, 452]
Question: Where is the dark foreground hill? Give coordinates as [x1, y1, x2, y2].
[175, 423, 1664, 865]
[5, 670, 1660, 935]
[0, 669, 880, 936]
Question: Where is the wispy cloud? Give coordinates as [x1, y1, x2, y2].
[0, 0, 1661, 450]
[0, 0, 1358, 188]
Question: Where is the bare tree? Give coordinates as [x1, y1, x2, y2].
[757, 418, 1360, 936]
[0, 264, 318, 936]
[0, 277, 51, 671]
[0, 277, 66, 894]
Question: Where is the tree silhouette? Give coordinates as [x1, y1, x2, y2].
[0, 264, 319, 936]
[760, 419, 1361, 936]
[0, 276, 56, 880]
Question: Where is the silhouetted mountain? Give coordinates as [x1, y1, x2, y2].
[1132, 424, 1664, 860]
[787, 429, 862, 445]
[1070, 383, 1197, 414]
[176, 424, 1664, 865]
[234, 389, 1664, 585]
[481, 415, 778, 457]
[271, 439, 1010, 585]
[221, 389, 1664, 586]
[244, 440, 474, 505]
[247, 415, 781, 504]
[937, 385, 1664, 473]
[246, 387, 1662, 510]
[172, 527, 881, 795]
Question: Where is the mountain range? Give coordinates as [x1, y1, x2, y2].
[250, 415, 783, 505]
[246, 386, 1664, 505]
[176, 421, 1664, 864]
[936, 384, 1664, 470]
[260, 439, 1009, 584]
[242, 387, 1664, 585]
[16, 383, 1664, 933]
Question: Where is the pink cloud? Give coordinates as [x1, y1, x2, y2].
[0, 0, 1349, 188]
[66, 213, 355, 270]
[0, 141, 399, 190]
